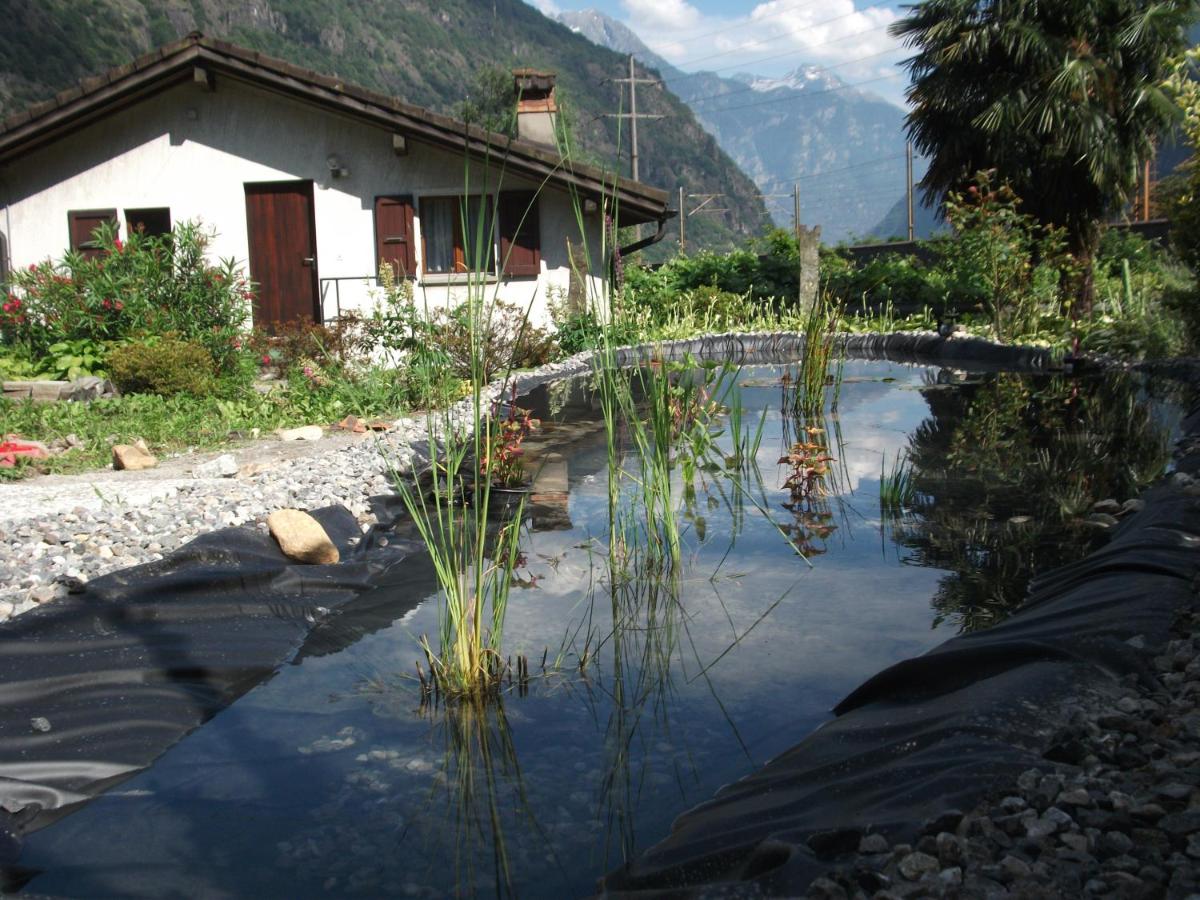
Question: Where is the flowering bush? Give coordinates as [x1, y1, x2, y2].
[3, 220, 251, 370]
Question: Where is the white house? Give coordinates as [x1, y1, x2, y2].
[0, 34, 672, 328]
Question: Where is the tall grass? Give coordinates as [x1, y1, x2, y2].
[791, 294, 845, 418]
[879, 448, 915, 515]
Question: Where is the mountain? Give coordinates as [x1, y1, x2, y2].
[557, 8, 919, 244]
[867, 194, 947, 242]
[0, 0, 773, 255]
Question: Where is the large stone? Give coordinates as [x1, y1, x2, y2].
[267, 509, 340, 565]
[194, 453, 239, 478]
[276, 425, 324, 442]
[112, 440, 157, 471]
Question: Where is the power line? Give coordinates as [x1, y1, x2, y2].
[676, 44, 904, 109]
[684, 70, 905, 117]
[665, 23, 899, 93]
[603, 55, 663, 182]
[639, 0, 828, 55]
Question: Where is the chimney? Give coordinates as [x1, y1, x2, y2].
[513, 69, 557, 145]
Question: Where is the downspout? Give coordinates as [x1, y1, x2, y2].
[617, 211, 674, 258]
[0, 169, 11, 287]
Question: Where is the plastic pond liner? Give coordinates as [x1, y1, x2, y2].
[0, 339, 1195, 898]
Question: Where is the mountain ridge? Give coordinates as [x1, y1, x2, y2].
[0, 0, 772, 254]
[557, 8, 921, 243]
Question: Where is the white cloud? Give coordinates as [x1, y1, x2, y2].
[621, 0, 908, 105]
[620, 0, 704, 32]
[527, 0, 561, 15]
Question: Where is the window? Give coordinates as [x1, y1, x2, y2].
[374, 195, 416, 279]
[125, 207, 172, 238]
[498, 191, 541, 278]
[68, 209, 118, 260]
[420, 195, 495, 275]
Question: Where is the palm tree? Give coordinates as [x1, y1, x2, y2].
[891, 0, 1196, 311]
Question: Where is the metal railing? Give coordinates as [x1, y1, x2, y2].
[318, 275, 377, 322]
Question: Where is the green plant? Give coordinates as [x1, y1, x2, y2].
[482, 389, 538, 488]
[893, 0, 1192, 310]
[33, 337, 109, 380]
[879, 449, 915, 515]
[428, 297, 556, 382]
[107, 336, 216, 396]
[4, 221, 251, 368]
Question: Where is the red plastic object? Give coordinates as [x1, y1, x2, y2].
[0, 437, 49, 468]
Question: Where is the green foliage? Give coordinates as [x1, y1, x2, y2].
[35, 338, 109, 381]
[3, 221, 251, 369]
[454, 66, 517, 136]
[108, 337, 216, 397]
[937, 171, 1074, 339]
[893, 0, 1193, 305]
[430, 298, 557, 382]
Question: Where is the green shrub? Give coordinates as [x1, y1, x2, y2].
[4, 221, 251, 369]
[430, 299, 556, 381]
[108, 337, 216, 396]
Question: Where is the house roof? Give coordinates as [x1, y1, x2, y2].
[0, 33, 673, 226]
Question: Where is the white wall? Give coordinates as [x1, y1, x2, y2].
[0, 78, 610, 327]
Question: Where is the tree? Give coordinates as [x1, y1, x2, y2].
[1164, 45, 1200, 269]
[892, 0, 1196, 311]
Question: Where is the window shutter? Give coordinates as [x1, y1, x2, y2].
[498, 191, 540, 278]
[374, 195, 416, 278]
[68, 209, 118, 260]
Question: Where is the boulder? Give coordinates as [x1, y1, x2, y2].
[267, 509, 340, 565]
[112, 440, 157, 471]
[194, 453, 239, 478]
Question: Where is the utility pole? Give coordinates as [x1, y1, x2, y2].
[607, 55, 663, 182]
[679, 186, 686, 252]
[793, 183, 801, 242]
[906, 141, 914, 242]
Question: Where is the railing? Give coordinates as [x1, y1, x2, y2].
[318, 275, 377, 322]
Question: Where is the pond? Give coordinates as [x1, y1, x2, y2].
[14, 358, 1185, 898]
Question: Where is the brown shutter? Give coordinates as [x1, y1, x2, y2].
[374, 195, 416, 279]
[68, 209, 118, 260]
[498, 191, 540, 278]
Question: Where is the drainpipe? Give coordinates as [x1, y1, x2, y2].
[617, 211, 673, 258]
[0, 170, 10, 286]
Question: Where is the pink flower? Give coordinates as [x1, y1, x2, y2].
[261, 354, 271, 366]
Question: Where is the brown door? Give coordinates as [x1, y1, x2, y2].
[244, 181, 319, 327]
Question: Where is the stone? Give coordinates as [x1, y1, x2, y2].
[897, 851, 939, 881]
[276, 425, 324, 442]
[266, 509, 339, 565]
[858, 833, 889, 854]
[997, 855, 1031, 882]
[1092, 499, 1122, 515]
[29, 717, 50, 733]
[112, 441, 157, 471]
[1121, 498, 1145, 514]
[194, 453, 239, 478]
[1059, 788, 1093, 807]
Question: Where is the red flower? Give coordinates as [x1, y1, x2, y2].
[261, 354, 271, 366]
[113, 239, 123, 252]
[114, 300, 123, 311]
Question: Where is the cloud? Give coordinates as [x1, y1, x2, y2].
[622, 0, 908, 104]
[620, 0, 704, 32]
[526, 0, 561, 15]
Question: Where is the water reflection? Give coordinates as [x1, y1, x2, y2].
[893, 371, 1176, 632]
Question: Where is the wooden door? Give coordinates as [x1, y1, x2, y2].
[244, 181, 319, 327]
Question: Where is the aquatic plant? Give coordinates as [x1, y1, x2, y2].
[789, 293, 844, 418]
[879, 448, 916, 515]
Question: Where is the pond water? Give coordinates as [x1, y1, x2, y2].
[16, 359, 1185, 899]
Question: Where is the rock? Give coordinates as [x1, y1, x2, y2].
[1085, 512, 1119, 528]
[1092, 499, 1122, 515]
[997, 855, 1031, 882]
[112, 441, 157, 471]
[1121, 498, 1145, 514]
[859, 834, 889, 854]
[30, 717, 51, 733]
[897, 851, 939, 881]
[194, 454, 239, 478]
[267, 509, 339, 565]
[276, 425, 324, 442]
[1059, 788, 1092, 807]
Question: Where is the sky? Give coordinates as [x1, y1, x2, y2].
[526, 0, 914, 107]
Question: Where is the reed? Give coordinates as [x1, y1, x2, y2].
[792, 294, 845, 418]
[879, 448, 916, 515]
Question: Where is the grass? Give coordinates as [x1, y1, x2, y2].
[0, 372, 420, 475]
[879, 448, 916, 515]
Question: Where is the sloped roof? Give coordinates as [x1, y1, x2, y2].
[0, 33, 671, 225]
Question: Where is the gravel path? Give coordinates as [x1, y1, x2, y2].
[0, 353, 597, 620]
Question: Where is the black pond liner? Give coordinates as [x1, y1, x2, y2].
[0, 332, 1159, 893]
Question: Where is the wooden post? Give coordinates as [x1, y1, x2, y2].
[679, 186, 686, 253]
[906, 141, 914, 242]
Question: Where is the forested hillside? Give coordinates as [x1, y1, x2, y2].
[0, 0, 772, 252]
